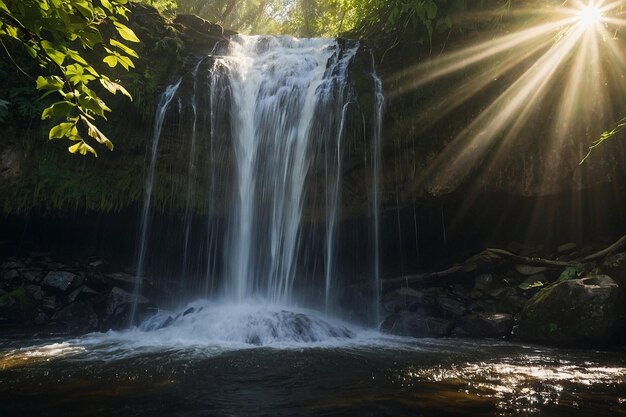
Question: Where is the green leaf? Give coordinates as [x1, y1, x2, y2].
[68, 141, 97, 156]
[73, 0, 94, 18]
[558, 266, 583, 282]
[81, 116, 114, 150]
[49, 122, 77, 140]
[113, 21, 140, 43]
[100, 78, 132, 100]
[110, 39, 138, 58]
[36, 76, 64, 91]
[41, 101, 75, 120]
[67, 49, 89, 66]
[41, 41, 66, 66]
[425, 1, 438, 20]
[103, 55, 118, 67]
[100, 0, 113, 12]
[0, 0, 9, 14]
[117, 54, 134, 70]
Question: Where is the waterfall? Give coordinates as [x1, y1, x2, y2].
[134, 34, 384, 327]
[211, 35, 358, 304]
[131, 79, 181, 324]
[371, 56, 385, 326]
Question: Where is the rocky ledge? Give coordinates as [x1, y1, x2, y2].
[0, 255, 157, 335]
[380, 240, 626, 348]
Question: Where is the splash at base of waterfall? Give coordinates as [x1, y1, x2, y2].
[137, 301, 360, 346]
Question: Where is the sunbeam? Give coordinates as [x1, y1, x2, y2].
[392, 0, 626, 196]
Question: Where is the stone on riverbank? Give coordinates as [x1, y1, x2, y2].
[517, 275, 624, 347]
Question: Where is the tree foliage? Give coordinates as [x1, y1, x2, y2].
[0, 0, 140, 156]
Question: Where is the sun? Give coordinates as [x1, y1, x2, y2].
[578, 3, 603, 29]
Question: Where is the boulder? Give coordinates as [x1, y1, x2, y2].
[0, 288, 36, 322]
[437, 296, 467, 317]
[517, 275, 625, 346]
[1, 269, 19, 281]
[41, 295, 58, 313]
[101, 287, 150, 329]
[66, 286, 99, 303]
[460, 313, 514, 338]
[25, 284, 44, 302]
[43, 271, 81, 292]
[52, 301, 99, 334]
[499, 295, 527, 314]
[474, 274, 493, 291]
[382, 312, 453, 338]
[600, 252, 626, 292]
[380, 287, 437, 315]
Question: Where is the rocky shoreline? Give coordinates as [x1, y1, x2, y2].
[0, 255, 157, 336]
[2, 241, 625, 348]
[380, 239, 626, 348]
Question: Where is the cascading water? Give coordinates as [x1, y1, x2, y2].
[132, 35, 383, 342]
[131, 79, 181, 324]
[212, 36, 359, 304]
[371, 56, 385, 326]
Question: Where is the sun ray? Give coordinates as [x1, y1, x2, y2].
[393, 0, 626, 198]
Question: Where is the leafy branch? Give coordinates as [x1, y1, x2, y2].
[0, 0, 140, 156]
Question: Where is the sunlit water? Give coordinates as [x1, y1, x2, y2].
[1, 303, 624, 416]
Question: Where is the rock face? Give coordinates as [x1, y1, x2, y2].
[43, 271, 81, 292]
[381, 312, 453, 338]
[0, 254, 158, 334]
[517, 275, 625, 346]
[600, 252, 626, 292]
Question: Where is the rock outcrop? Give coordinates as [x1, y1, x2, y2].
[517, 275, 625, 347]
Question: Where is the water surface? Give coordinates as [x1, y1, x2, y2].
[1, 304, 624, 416]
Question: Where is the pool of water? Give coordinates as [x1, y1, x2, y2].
[1, 303, 625, 417]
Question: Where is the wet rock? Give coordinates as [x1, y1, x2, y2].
[34, 311, 49, 325]
[460, 313, 514, 338]
[488, 287, 515, 299]
[381, 288, 433, 313]
[0, 288, 36, 322]
[43, 271, 81, 292]
[105, 272, 140, 291]
[468, 289, 483, 299]
[600, 252, 626, 292]
[474, 274, 493, 291]
[0, 260, 22, 270]
[515, 265, 548, 275]
[517, 275, 625, 346]
[52, 301, 99, 334]
[41, 296, 58, 313]
[102, 287, 150, 329]
[66, 286, 99, 303]
[183, 307, 195, 316]
[22, 269, 44, 282]
[391, 312, 453, 338]
[2, 268, 20, 281]
[25, 284, 44, 302]
[437, 297, 467, 317]
[499, 295, 527, 314]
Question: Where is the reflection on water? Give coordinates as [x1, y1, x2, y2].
[0, 320, 624, 416]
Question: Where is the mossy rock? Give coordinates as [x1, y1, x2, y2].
[0, 287, 37, 323]
[517, 275, 624, 347]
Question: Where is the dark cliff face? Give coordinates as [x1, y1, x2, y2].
[2, 5, 626, 275]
